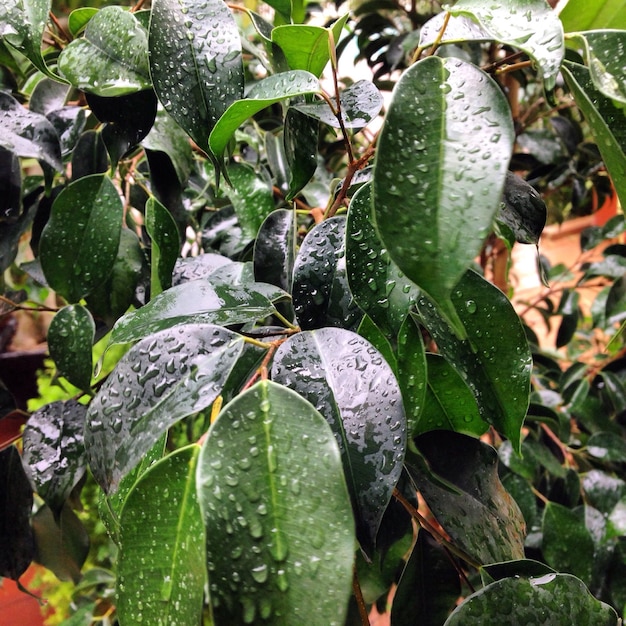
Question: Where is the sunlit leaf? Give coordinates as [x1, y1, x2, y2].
[559, 0, 626, 31]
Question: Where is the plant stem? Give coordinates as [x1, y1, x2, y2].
[352, 566, 371, 626]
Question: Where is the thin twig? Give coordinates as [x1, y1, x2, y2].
[353, 566, 371, 626]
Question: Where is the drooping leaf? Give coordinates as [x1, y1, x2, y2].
[39, 174, 123, 303]
[284, 108, 318, 200]
[71, 130, 108, 180]
[0, 148, 21, 223]
[562, 60, 626, 212]
[271, 328, 406, 553]
[145, 196, 180, 296]
[149, 0, 244, 150]
[209, 71, 321, 159]
[0, 200, 37, 273]
[47, 305, 95, 391]
[0, 91, 62, 171]
[372, 56, 514, 338]
[21, 400, 87, 517]
[292, 217, 362, 330]
[406, 431, 526, 565]
[29, 78, 70, 117]
[58, 6, 150, 96]
[559, 0, 626, 31]
[444, 573, 617, 625]
[415, 270, 532, 451]
[346, 183, 420, 339]
[110, 278, 286, 345]
[0, 445, 35, 579]
[117, 445, 205, 626]
[197, 381, 355, 625]
[85, 324, 245, 493]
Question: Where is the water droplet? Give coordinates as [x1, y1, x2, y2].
[465, 300, 477, 314]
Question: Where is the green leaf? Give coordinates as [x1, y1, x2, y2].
[145, 197, 180, 297]
[149, 0, 244, 150]
[0, 92, 62, 171]
[20, 400, 86, 517]
[292, 217, 362, 330]
[117, 446, 205, 626]
[284, 108, 318, 200]
[582, 469, 626, 514]
[346, 183, 420, 340]
[407, 431, 526, 564]
[587, 432, 626, 462]
[58, 7, 150, 96]
[47, 304, 95, 391]
[559, 0, 626, 31]
[209, 71, 321, 159]
[416, 270, 532, 451]
[444, 573, 618, 625]
[562, 60, 626, 213]
[196, 381, 355, 625]
[39, 174, 123, 303]
[271, 328, 406, 552]
[372, 56, 514, 338]
[172, 253, 232, 285]
[294, 80, 383, 128]
[421, 0, 565, 90]
[67, 7, 98, 37]
[110, 278, 285, 345]
[85, 324, 244, 493]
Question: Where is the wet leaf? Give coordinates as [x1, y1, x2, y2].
[86, 325, 245, 493]
[149, 0, 244, 150]
[407, 431, 526, 565]
[71, 130, 108, 180]
[0, 446, 35, 579]
[209, 71, 321, 159]
[284, 108, 318, 200]
[559, 0, 626, 31]
[0, 148, 21, 223]
[444, 573, 617, 625]
[58, 6, 150, 96]
[117, 445, 205, 626]
[271, 328, 406, 552]
[39, 174, 123, 303]
[47, 305, 95, 391]
[587, 432, 626, 463]
[0, 200, 37, 273]
[172, 253, 233, 286]
[415, 270, 532, 451]
[0, 91, 62, 171]
[67, 7, 98, 36]
[372, 56, 514, 337]
[21, 400, 87, 517]
[29, 79, 70, 117]
[582, 470, 626, 514]
[197, 381, 355, 625]
[110, 278, 285, 345]
[292, 217, 362, 330]
[145, 196, 180, 296]
[346, 183, 419, 339]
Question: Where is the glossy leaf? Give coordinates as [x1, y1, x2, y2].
[29, 79, 70, 117]
[407, 431, 526, 564]
[271, 328, 406, 551]
[292, 217, 362, 330]
[149, 0, 244, 150]
[421, 0, 564, 89]
[67, 7, 98, 36]
[39, 174, 123, 303]
[172, 253, 232, 286]
[562, 60, 626, 212]
[117, 445, 205, 626]
[85, 324, 244, 493]
[0, 446, 35, 579]
[444, 573, 618, 625]
[197, 381, 355, 625]
[346, 183, 420, 339]
[110, 278, 285, 345]
[71, 130, 108, 180]
[21, 400, 87, 516]
[284, 108, 318, 200]
[58, 7, 150, 96]
[587, 432, 626, 463]
[145, 196, 180, 296]
[0, 91, 62, 171]
[372, 56, 514, 337]
[47, 305, 94, 391]
[0, 200, 36, 273]
[415, 270, 532, 451]
[209, 71, 321, 159]
[0, 148, 21, 223]
[294, 80, 383, 129]
[559, 0, 626, 31]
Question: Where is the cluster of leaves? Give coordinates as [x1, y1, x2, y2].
[0, 0, 625, 624]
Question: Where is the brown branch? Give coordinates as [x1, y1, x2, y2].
[353, 566, 371, 626]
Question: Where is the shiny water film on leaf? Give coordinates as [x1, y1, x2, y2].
[117, 445, 205, 626]
[85, 324, 244, 493]
[21, 400, 87, 516]
[196, 381, 355, 626]
[372, 56, 514, 338]
[271, 328, 406, 552]
[149, 0, 244, 150]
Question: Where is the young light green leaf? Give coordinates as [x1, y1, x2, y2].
[372, 56, 514, 338]
[149, 0, 244, 150]
[117, 446, 205, 626]
[209, 70, 321, 159]
[67, 7, 98, 37]
[58, 7, 150, 96]
[145, 197, 180, 297]
[559, 0, 626, 31]
[197, 381, 355, 625]
[39, 174, 123, 303]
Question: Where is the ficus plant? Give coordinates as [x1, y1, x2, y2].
[1, 0, 626, 624]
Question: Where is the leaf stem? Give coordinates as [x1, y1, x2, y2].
[353, 566, 371, 626]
